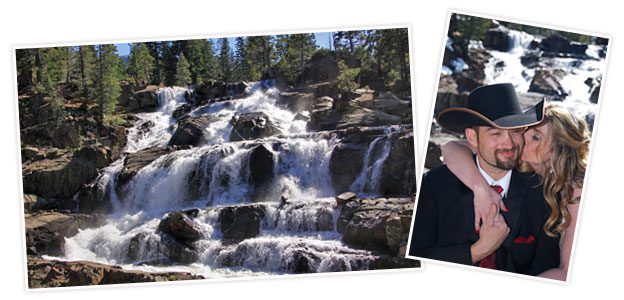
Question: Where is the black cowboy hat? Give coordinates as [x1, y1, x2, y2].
[436, 83, 545, 133]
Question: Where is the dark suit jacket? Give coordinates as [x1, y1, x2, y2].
[408, 165, 560, 275]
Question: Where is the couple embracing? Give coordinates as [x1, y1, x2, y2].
[409, 83, 588, 280]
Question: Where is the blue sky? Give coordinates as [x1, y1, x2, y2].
[115, 32, 331, 56]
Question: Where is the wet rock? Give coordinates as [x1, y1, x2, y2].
[329, 143, 366, 194]
[528, 69, 568, 100]
[172, 103, 193, 120]
[24, 211, 104, 256]
[379, 131, 416, 196]
[336, 192, 357, 206]
[218, 204, 267, 242]
[168, 115, 217, 146]
[161, 235, 198, 264]
[590, 84, 601, 104]
[115, 147, 173, 193]
[157, 212, 203, 243]
[520, 50, 542, 68]
[540, 34, 589, 58]
[230, 112, 281, 142]
[121, 85, 160, 113]
[290, 250, 320, 273]
[249, 144, 274, 201]
[27, 256, 204, 288]
[340, 197, 415, 255]
[75, 145, 112, 169]
[483, 26, 511, 52]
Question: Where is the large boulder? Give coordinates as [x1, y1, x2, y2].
[121, 85, 160, 113]
[24, 211, 104, 256]
[22, 150, 101, 199]
[229, 112, 281, 142]
[218, 204, 267, 242]
[483, 26, 511, 52]
[27, 256, 204, 288]
[528, 69, 568, 100]
[115, 147, 174, 195]
[540, 34, 589, 58]
[379, 131, 416, 196]
[51, 123, 81, 148]
[277, 92, 314, 113]
[248, 144, 275, 201]
[157, 212, 204, 243]
[329, 143, 366, 194]
[373, 92, 411, 118]
[168, 115, 217, 146]
[339, 197, 415, 255]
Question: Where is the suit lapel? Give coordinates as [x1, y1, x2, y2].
[501, 169, 528, 248]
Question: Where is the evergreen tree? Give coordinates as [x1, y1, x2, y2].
[162, 42, 178, 86]
[78, 45, 97, 98]
[218, 38, 233, 82]
[15, 49, 36, 91]
[232, 37, 251, 81]
[274, 34, 316, 85]
[145, 42, 162, 84]
[246, 36, 274, 80]
[94, 44, 122, 127]
[183, 40, 206, 84]
[175, 53, 191, 86]
[127, 43, 155, 84]
[201, 39, 219, 82]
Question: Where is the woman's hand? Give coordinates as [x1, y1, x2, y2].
[472, 184, 507, 232]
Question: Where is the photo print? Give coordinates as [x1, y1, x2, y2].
[16, 27, 419, 288]
[406, 11, 609, 282]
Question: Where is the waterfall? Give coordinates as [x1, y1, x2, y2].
[60, 82, 403, 277]
[484, 29, 536, 92]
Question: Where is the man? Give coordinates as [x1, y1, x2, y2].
[408, 83, 560, 275]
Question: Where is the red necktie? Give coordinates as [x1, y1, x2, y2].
[478, 185, 503, 269]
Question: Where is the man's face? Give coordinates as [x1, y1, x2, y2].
[466, 126, 525, 171]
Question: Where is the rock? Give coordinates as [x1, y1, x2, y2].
[168, 115, 217, 146]
[311, 82, 338, 98]
[127, 232, 148, 262]
[302, 51, 340, 83]
[373, 92, 412, 117]
[336, 192, 357, 206]
[157, 212, 203, 243]
[121, 85, 160, 113]
[590, 84, 601, 104]
[248, 144, 275, 201]
[435, 76, 469, 116]
[75, 145, 112, 169]
[316, 209, 334, 231]
[115, 147, 173, 193]
[24, 211, 104, 256]
[483, 26, 511, 51]
[161, 235, 199, 264]
[290, 250, 320, 273]
[329, 143, 366, 194]
[340, 197, 414, 255]
[528, 69, 568, 100]
[218, 204, 267, 242]
[18, 94, 55, 128]
[379, 131, 416, 196]
[353, 89, 375, 109]
[337, 200, 361, 233]
[172, 103, 193, 120]
[540, 34, 589, 58]
[52, 123, 80, 148]
[22, 151, 99, 199]
[21, 146, 43, 161]
[229, 112, 281, 142]
[277, 92, 314, 113]
[27, 256, 203, 288]
[520, 50, 542, 68]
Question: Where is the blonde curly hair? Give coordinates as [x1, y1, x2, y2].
[519, 102, 590, 237]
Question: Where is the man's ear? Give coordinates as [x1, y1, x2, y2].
[465, 127, 478, 150]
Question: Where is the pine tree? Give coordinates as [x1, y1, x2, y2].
[232, 37, 251, 81]
[127, 43, 155, 84]
[201, 39, 219, 82]
[184, 40, 206, 84]
[246, 36, 274, 80]
[94, 44, 122, 128]
[274, 34, 316, 85]
[218, 38, 233, 82]
[78, 45, 97, 99]
[145, 42, 162, 84]
[162, 42, 178, 86]
[175, 53, 191, 86]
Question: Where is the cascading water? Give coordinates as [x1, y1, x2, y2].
[481, 28, 607, 123]
[58, 82, 398, 277]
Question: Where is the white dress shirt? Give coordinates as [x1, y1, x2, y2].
[476, 156, 512, 197]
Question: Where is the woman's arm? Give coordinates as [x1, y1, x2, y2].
[538, 197, 580, 281]
[441, 140, 504, 231]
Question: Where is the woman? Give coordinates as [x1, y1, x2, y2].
[441, 102, 590, 281]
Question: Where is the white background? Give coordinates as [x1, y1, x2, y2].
[1, 0, 621, 298]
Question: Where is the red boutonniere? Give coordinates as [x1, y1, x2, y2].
[513, 235, 535, 244]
